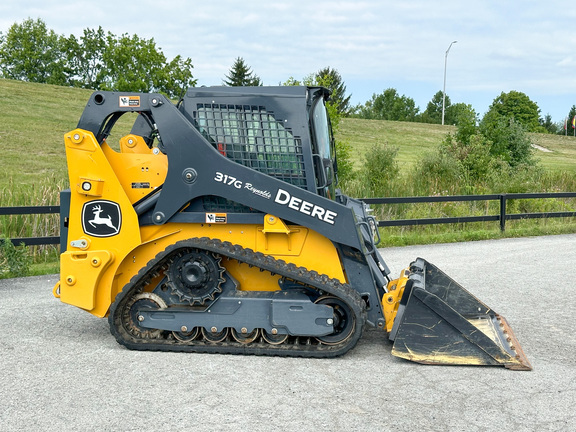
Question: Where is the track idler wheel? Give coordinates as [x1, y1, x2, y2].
[314, 296, 355, 345]
[124, 292, 167, 339]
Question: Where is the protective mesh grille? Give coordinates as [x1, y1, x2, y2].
[193, 104, 307, 188]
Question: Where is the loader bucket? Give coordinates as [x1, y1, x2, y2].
[388, 258, 532, 370]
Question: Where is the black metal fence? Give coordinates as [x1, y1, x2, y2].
[362, 192, 576, 231]
[0, 205, 60, 246]
[1, 192, 576, 246]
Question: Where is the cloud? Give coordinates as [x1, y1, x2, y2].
[1, 0, 575, 120]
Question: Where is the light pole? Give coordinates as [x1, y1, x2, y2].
[442, 40, 457, 126]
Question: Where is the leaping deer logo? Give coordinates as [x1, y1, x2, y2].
[82, 200, 121, 237]
[89, 204, 118, 231]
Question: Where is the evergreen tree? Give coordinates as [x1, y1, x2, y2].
[315, 67, 351, 115]
[223, 57, 262, 86]
[564, 105, 576, 136]
[540, 113, 559, 134]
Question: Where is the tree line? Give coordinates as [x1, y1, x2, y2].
[2, 18, 575, 136]
[0, 18, 196, 98]
[353, 88, 576, 136]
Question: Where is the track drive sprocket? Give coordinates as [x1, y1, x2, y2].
[166, 249, 225, 305]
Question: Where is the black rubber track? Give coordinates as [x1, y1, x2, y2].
[108, 237, 367, 358]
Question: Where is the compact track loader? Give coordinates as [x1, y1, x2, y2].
[55, 86, 531, 370]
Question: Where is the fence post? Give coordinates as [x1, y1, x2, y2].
[499, 195, 507, 231]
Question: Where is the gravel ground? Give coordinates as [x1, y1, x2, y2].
[1, 234, 575, 431]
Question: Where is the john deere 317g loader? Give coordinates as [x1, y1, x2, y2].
[54, 86, 531, 370]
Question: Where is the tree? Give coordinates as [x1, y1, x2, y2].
[448, 103, 477, 128]
[562, 105, 576, 136]
[223, 57, 262, 86]
[0, 20, 195, 97]
[281, 76, 301, 86]
[485, 90, 542, 132]
[64, 26, 107, 89]
[479, 110, 535, 167]
[0, 18, 68, 85]
[355, 88, 419, 121]
[99, 32, 195, 97]
[540, 113, 559, 134]
[452, 104, 478, 146]
[314, 67, 351, 115]
[160, 55, 197, 98]
[100, 32, 167, 93]
[421, 91, 448, 124]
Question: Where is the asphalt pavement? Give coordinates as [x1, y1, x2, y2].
[1, 234, 575, 431]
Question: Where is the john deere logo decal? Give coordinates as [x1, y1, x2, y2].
[82, 200, 121, 237]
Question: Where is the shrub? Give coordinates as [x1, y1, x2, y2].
[359, 142, 399, 197]
[479, 111, 535, 167]
[412, 149, 462, 195]
[0, 236, 32, 278]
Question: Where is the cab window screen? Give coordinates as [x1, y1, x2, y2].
[194, 104, 307, 188]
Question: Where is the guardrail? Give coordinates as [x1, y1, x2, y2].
[1, 192, 576, 246]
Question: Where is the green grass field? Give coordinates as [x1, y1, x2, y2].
[338, 118, 456, 168]
[530, 133, 576, 171]
[1, 78, 576, 276]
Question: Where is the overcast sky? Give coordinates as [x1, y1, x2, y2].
[1, 0, 575, 122]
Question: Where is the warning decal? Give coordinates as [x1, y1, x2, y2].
[119, 96, 141, 108]
[205, 213, 227, 224]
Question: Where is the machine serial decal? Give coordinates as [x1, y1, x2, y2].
[274, 188, 337, 225]
[131, 182, 151, 189]
[81, 200, 122, 237]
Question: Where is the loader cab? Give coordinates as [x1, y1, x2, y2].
[176, 85, 338, 201]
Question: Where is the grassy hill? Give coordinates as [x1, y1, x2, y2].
[2, 77, 576, 192]
[0, 79, 92, 187]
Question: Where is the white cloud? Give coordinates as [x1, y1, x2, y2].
[1, 0, 575, 120]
